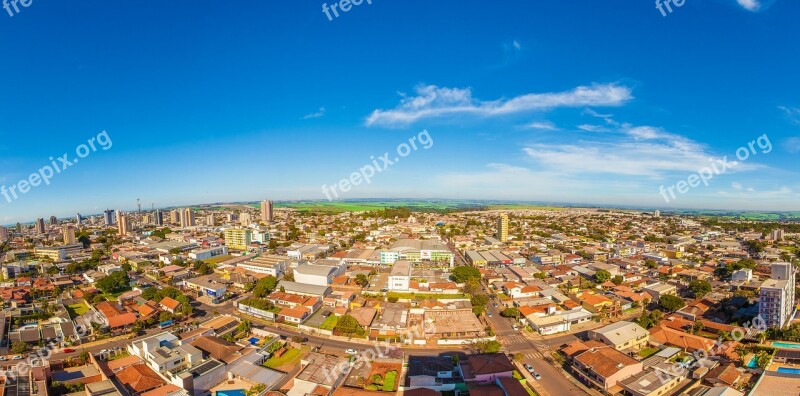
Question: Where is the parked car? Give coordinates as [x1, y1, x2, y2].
[524, 364, 535, 374]
[63, 348, 75, 353]
[0, 357, 7, 361]
[512, 325, 519, 331]
[12, 356, 23, 360]
[345, 348, 358, 355]
[487, 312, 492, 317]
[533, 372, 541, 380]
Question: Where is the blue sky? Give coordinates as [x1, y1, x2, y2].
[1, 0, 800, 223]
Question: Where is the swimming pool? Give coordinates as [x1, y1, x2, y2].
[746, 356, 758, 368]
[777, 367, 800, 375]
[773, 342, 800, 349]
[217, 390, 245, 396]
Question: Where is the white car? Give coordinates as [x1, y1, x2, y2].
[0, 357, 7, 361]
[12, 355, 23, 360]
[345, 348, 358, 355]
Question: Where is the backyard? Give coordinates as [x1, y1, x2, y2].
[66, 302, 90, 318]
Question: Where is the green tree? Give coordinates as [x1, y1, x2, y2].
[451, 266, 481, 283]
[472, 340, 502, 353]
[688, 280, 712, 298]
[96, 271, 130, 293]
[11, 341, 28, 354]
[500, 307, 521, 319]
[334, 314, 364, 336]
[612, 275, 624, 285]
[658, 295, 686, 312]
[594, 270, 611, 283]
[252, 276, 279, 298]
[355, 273, 370, 287]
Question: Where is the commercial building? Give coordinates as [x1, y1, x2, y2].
[294, 263, 343, 286]
[118, 212, 130, 236]
[104, 209, 116, 225]
[34, 243, 84, 260]
[588, 321, 650, 351]
[759, 262, 796, 328]
[179, 208, 196, 228]
[188, 246, 228, 261]
[35, 218, 46, 234]
[236, 255, 290, 277]
[380, 239, 454, 267]
[388, 260, 412, 291]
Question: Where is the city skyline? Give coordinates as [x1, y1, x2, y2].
[2, 0, 800, 223]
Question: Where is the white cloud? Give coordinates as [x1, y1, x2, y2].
[526, 121, 559, 131]
[779, 106, 800, 124]
[732, 182, 743, 190]
[512, 40, 521, 50]
[577, 124, 609, 132]
[303, 107, 326, 119]
[785, 137, 800, 153]
[737, 0, 761, 11]
[365, 83, 633, 127]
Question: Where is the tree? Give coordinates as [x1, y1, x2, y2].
[252, 276, 279, 298]
[512, 353, 524, 363]
[644, 259, 658, 269]
[355, 273, 370, 287]
[594, 270, 611, 283]
[658, 295, 686, 312]
[501, 307, 521, 319]
[334, 314, 364, 336]
[283, 272, 295, 282]
[96, 271, 130, 293]
[688, 280, 712, 298]
[451, 266, 481, 283]
[612, 275, 624, 285]
[472, 340, 502, 353]
[11, 341, 28, 354]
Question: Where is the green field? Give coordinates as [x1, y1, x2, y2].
[264, 348, 302, 369]
[66, 302, 90, 318]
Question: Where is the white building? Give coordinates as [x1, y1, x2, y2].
[388, 260, 412, 292]
[759, 262, 796, 329]
[293, 263, 343, 286]
[189, 246, 228, 260]
[731, 268, 753, 282]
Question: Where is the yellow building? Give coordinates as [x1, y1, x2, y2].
[224, 229, 252, 251]
[497, 214, 509, 242]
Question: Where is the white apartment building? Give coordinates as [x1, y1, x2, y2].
[759, 262, 796, 329]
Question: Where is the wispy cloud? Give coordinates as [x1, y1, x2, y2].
[577, 124, 609, 132]
[779, 105, 800, 124]
[303, 107, 326, 119]
[366, 83, 633, 127]
[526, 121, 559, 131]
[785, 137, 800, 153]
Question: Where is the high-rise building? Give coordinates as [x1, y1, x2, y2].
[154, 209, 164, 226]
[206, 215, 216, 226]
[654, 210, 661, 218]
[224, 228, 252, 251]
[771, 229, 785, 241]
[227, 213, 238, 222]
[76, 213, 83, 224]
[104, 209, 116, 226]
[35, 218, 46, 234]
[49, 216, 58, 225]
[497, 214, 509, 242]
[261, 200, 274, 223]
[16, 223, 22, 233]
[0, 226, 8, 240]
[63, 226, 76, 244]
[759, 262, 796, 329]
[118, 212, 130, 236]
[180, 208, 195, 228]
[170, 209, 180, 225]
[240, 212, 253, 226]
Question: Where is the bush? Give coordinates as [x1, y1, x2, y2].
[383, 371, 398, 391]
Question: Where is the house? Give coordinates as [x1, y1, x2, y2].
[159, 297, 181, 314]
[588, 321, 650, 351]
[571, 344, 643, 391]
[461, 353, 515, 385]
[643, 283, 677, 302]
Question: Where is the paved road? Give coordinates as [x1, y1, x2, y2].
[483, 286, 589, 396]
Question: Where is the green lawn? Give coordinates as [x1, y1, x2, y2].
[264, 348, 302, 369]
[202, 255, 234, 265]
[319, 315, 339, 331]
[66, 302, 90, 318]
[638, 348, 659, 358]
[387, 292, 468, 300]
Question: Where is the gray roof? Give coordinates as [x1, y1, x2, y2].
[279, 281, 332, 297]
[294, 264, 337, 277]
